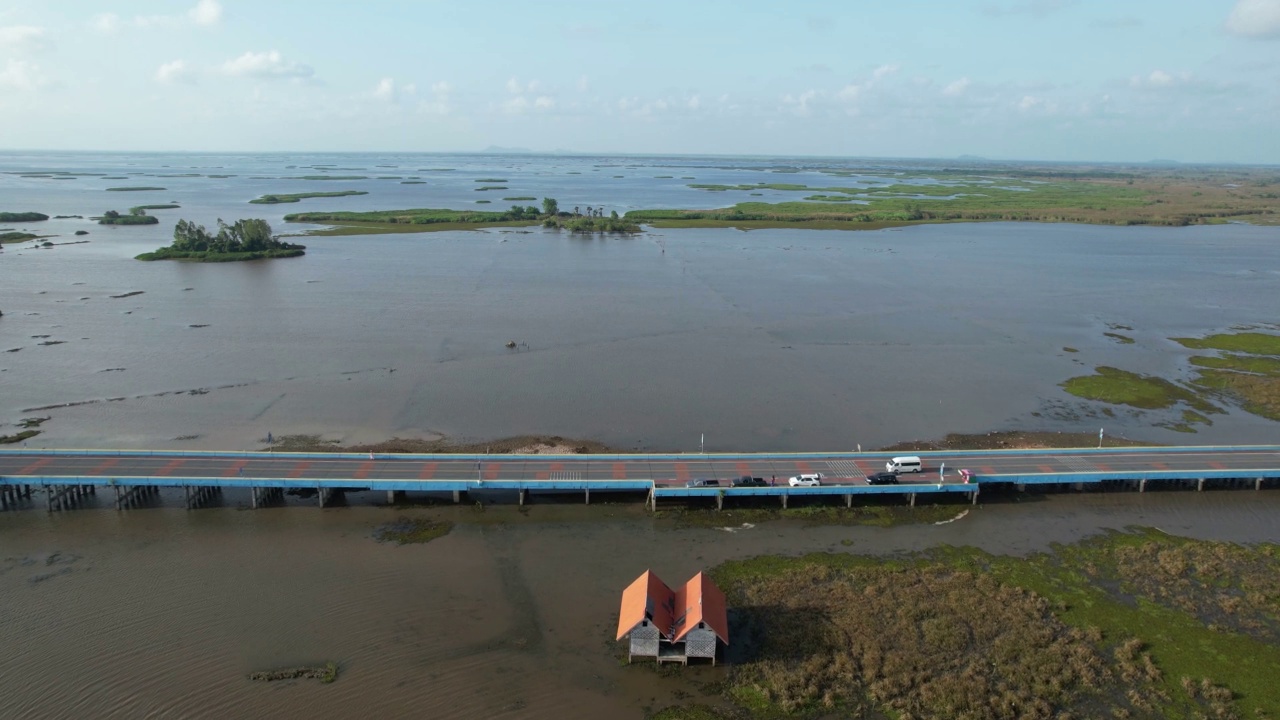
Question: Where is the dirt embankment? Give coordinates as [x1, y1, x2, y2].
[878, 430, 1160, 452]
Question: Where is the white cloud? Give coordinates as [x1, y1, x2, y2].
[687, 95, 701, 110]
[0, 59, 47, 89]
[1130, 69, 1188, 89]
[506, 76, 521, 94]
[95, 1, 222, 33]
[374, 77, 395, 101]
[872, 64, 899, 81]
[783, 89, 818, 116]
[943, 77, 971, 97]
[577, 75, 589, 93]
[156, 59, 196, 84]
[1226, 0, 1280, 38]
[93, 13, 121, 33]
[1018, 95, 1043, 111]
[534, 95, 555, 109]
[222, 50, 314, 80]
[0, 25, 47, 52]
[431, 81, 451, 94]
[837, 84, 860, 101]
[502, 95, 529, 114]
[188, 0, 223, 26]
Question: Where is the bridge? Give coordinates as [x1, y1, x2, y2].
[2, 445, 1279, 511]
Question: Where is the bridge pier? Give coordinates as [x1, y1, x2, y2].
[646, 488, 654, 512]
[845, 494, 852, 508]
[47, 484, 95, 512]
[1140, 478, 1147, 493]
[518, 489, 527, 506]
[780, 494, 788, 509]
[452, 490, 461, 503]
[909, 493, 916, 507]
[184, 485, 221, 510]
[386, 490, 404, 505]
[971, 487, 979, 505]
[317, 486, 336, 508]
[1198, 477, 1205, 492]
[114, 484, 158, 510]
[1259, 477, 1265, 491]
[585, 488, 591, 505]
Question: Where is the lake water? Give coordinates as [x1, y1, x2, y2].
[2, 152, 1280, 450]
[3, 492, 1280, 719]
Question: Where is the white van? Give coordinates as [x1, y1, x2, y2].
[886, 456, 923, 474]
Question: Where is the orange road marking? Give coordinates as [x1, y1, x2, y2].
[418, 462, 437, 479]
[981, 466, 996, 474]
[550, 462, 564, 472]
[18, 458, 53, 474]
[156, 459, 186, 476]
[225, 460, 248, 477]
[1038, 464, 1055, 473]
[484, 462, 501, 480]
[795, 461, 813, 473]
[736, 461, 750, 475]
[89, 458, 120, 475]
[1095, 463, 1112, 471]
[613, 462, 627, 479]
[354, 461, 374, 479]
[288, 461, 311, 478]
[1152, 462, 1170, 470]
[675, 463, 689, 482]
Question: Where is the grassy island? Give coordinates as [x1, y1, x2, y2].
[98, 209, 160, 225]
[654, 529, 1280, 720]
[0, 231, 41, 243]
[286, 198, 637, 235]
[105, 186, 166, 192]
[136, 218, 304, 262]
[250, 190, 368, 204]
[0, 211, 49, 222]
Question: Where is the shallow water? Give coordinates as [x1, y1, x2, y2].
[2, 152, 1280, 451]
[2, 491, 1279, 719]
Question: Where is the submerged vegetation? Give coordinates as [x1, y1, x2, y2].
[105, 186, 166, 192]
[136, 218, 304, 262]
[248, 661, 338, 684]
[1062, 330, 1280, 425]
[658, 529, 1280, 719]
[250, 190, 368, 204]
[374, 517, 454, 545]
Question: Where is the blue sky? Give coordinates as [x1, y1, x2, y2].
[1, 0, 1278, 162]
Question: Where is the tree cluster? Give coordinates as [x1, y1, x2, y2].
[169, 218, 302, 254]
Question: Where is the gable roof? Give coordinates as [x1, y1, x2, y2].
[615, 570, 676, 641]
[672, 571, 729, 645]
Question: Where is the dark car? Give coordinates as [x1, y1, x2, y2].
[686, 478, 720, 488]
[866, 471, 900, 485]
[732, 476, 767, 487]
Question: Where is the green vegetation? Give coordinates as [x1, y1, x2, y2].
[1103, 331, 1136, 344]
[1062, 366, 1220, 413]
[136, 218, 304, 262]
[503, 196, 536, 201]
[1175, 332, 1280, 355]
[474, 178, 507, 182]
[474, 186, 507, 191]
[0, 430, 40, 444]
[0, 232, 39, 243]
[129, 204, 180, 212]
[250, 191, 368, 204]
[289, 175, 367, 181]
[248, 661, 338, 684]
[663, 530, 1280, 720]
[374, 517, 454, 545]
[98, 209, 160, 225]
[0, 212, 48, 222]
[633, 168, 1280, 230]
[105, 186, 166, 192]
[542, 213, 640, 234]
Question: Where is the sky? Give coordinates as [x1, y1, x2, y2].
[0, 0, 1278, 163]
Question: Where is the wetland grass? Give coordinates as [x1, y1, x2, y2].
[374, 517, 454, 545]
[105, 186, 166, 192]
[664, 529, 1280, 720]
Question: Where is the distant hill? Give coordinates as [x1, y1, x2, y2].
[1146, 159, 1182, 166]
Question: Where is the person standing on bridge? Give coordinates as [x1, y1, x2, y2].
[770, 475, 776, 486]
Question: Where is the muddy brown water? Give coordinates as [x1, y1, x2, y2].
[3, 491, 1280, 719]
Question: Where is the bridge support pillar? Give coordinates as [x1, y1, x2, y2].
[519, 489, 527, 506]
[971, 488, 979, 505]
[647, 489, 655, 512]
[1073, 482, 1084, 492]
[1197, 477, 1205, 492]
[1258, 477, 1264, 491]
[845, 494, 852, 508]
[585, 488, 590, 505]
[318, 486, 332, 508]
[386, 490, 404, 504]
[909, 493, 916, 508]
[715, 493, 722, 511]
[780, 494, 788, 509]
[452, 490, 461, 503]
[1016, 483, 1026, 492]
